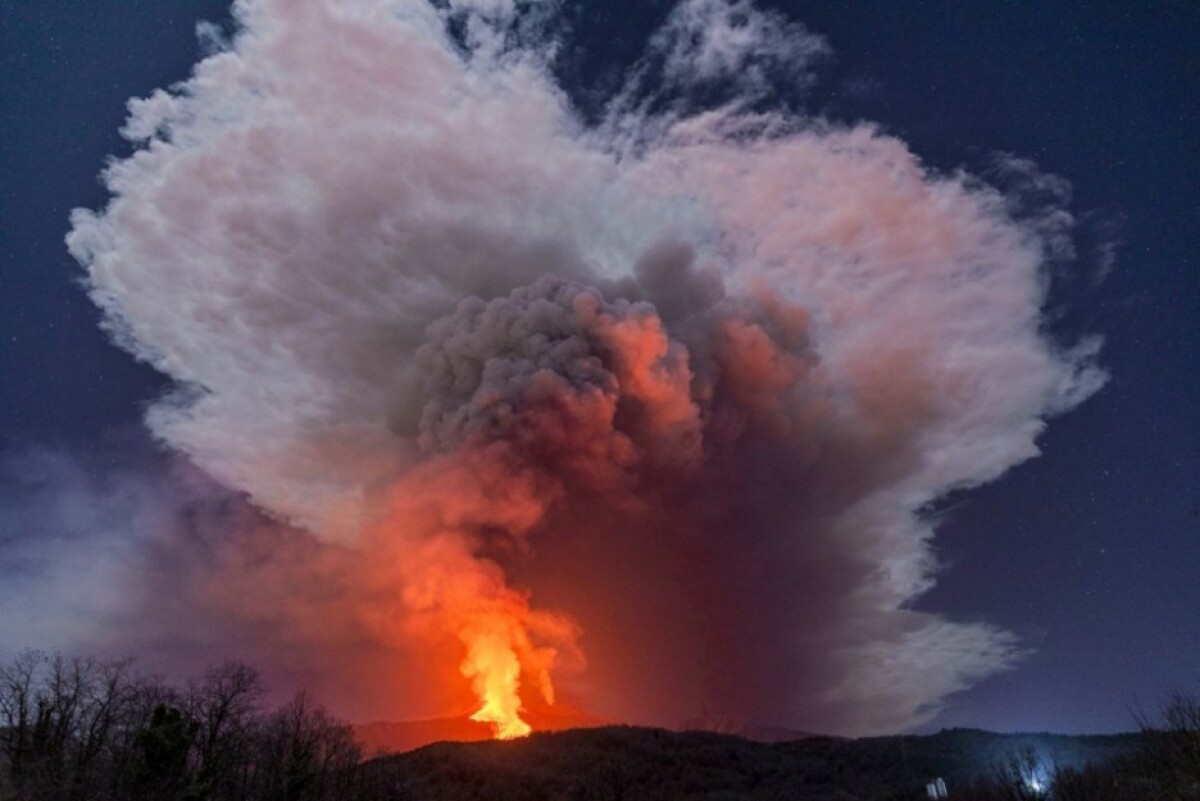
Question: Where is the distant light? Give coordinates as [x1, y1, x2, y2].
[1023, 764, 1050, 795]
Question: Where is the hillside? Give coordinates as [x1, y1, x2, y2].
[362, 725, 1139, 800]
[355, 706, 609, 756]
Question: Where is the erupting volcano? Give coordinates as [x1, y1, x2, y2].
[66, 0, 1104, 740]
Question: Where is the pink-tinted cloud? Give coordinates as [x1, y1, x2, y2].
[58, 0, 1105, 735]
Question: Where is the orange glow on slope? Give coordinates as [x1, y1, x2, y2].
[352, 702, 610, 755]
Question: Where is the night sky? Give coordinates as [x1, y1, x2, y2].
[1, 1, 1197, 736]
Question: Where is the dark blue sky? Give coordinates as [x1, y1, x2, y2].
[1, 1, 1196, 734]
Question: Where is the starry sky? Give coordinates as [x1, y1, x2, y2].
[1, 1, 1196, 735]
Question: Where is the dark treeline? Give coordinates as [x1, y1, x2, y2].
[0, 652, 362, 801]
[1, 649, 1196, 800]
[952, 692, 1200, 801]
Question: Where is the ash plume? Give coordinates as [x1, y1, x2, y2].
[62, 0, 1105, 735]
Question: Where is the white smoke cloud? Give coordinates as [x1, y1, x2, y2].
[61, 0, 1105, 734]
[652, 0, 828, 93]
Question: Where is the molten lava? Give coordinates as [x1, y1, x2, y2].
[461, 619, 532, 739]
[454, 601, 575, 740]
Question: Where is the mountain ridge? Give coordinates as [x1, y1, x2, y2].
[359, 722, 1140, 800]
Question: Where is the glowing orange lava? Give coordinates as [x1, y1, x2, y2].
[452, 599, 575, 740]
[461, 620, 532, 739]
[375, 438, 584, 742]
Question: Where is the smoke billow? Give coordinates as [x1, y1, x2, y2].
[63, 0, 1104, 735]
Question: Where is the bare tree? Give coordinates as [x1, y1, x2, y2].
[1137, 691, 1200, 800]
[0, 650, 43, 792]
[251, 692, 362, 801]
[186, 662, 264, 799]
[0, 652, 145, 800]
[0, 653, 366, 801]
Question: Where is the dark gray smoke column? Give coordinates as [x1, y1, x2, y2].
[67, 0, 1104, 735]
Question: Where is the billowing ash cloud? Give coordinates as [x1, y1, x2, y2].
[63, 0, 1105, 735]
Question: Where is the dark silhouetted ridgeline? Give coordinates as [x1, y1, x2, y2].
[363, 725, 1142, 800]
